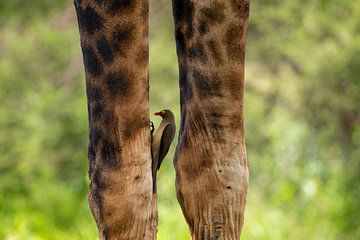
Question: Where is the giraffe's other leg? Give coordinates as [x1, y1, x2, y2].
[172, 0, 250, 239]
[74, 0, 156, 239]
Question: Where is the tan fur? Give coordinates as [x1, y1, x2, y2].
[172, 0, 250, 239]
[75, 0, 156, 239]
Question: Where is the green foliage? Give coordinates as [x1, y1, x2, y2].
[0, 0, 68, 24]
[0, 0, 358, 239]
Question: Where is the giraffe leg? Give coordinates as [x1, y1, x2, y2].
[172, 0, 250, 239]
[74, 0, 156, 239]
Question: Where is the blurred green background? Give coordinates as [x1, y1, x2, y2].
[0, 0, 359, 239]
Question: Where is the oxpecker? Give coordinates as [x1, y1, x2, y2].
[151, 109, 176, 193]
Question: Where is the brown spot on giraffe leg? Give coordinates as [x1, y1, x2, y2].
[89, 103, 104, 121]
[86, 83, 104, 121]
[88, 144, 96, 174]
[105, 70, 133, 98]
[103, 0, 137, 15]
[81, 45, 104, 77]
[74, 3, 104, 34]
[231, 0, 251, 19]
[89, 128, 102, 157]
[111, 24, 136, 57]
[179, 64, 193, 102]
[188, 42, 208, 63]
[192, 70, 222, 97]
[96, 36, 114, 63]
[198, 2, 226, 35]
[86, 81, 102, 99]
[172, 0, 195, 38]
[101, 138, 120, 168]
[175, 28, 186, 56]
[93, 167, 108, 191]
[224, 24, 245, 61]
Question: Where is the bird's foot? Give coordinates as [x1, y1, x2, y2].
[150, 121, 155, 134]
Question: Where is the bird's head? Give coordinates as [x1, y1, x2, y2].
[154, 109, 174, 120]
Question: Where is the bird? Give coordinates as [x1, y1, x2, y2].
[151, 109, 176, 193]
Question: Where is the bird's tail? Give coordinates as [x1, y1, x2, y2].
[151, 158, 158, 193]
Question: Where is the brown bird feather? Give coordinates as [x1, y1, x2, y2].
[151, 109, 176, 193]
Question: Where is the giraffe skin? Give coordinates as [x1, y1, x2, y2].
[74, 1, 156, 239]
[172, 0, 250, 239]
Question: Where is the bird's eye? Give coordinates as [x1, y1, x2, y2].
[161, 111, 165, 114]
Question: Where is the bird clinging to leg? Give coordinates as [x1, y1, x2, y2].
[151, 109, 176, 193]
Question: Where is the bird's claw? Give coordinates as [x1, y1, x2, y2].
[150, 121, 155, 134]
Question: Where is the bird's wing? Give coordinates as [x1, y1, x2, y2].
[157, 124, 175, 170]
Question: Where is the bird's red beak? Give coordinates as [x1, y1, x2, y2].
[154, 111, 162, 116]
